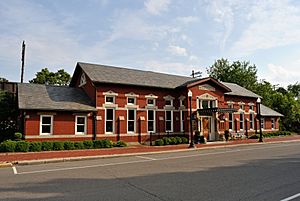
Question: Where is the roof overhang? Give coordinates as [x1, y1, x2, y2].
[197, 107, 238, 116]
[186, 77, 231, 92]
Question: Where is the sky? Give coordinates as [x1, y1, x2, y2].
[1, 0, 300, 87]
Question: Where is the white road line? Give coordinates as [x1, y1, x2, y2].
[12, 166, 18, 175]
[280, 193, 300, 201]
[16, 142, 299, 175]
[136, 156, 156, 160]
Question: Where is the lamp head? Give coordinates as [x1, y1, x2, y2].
[188, 90, 193, 97]
[257, 97, 261, 103]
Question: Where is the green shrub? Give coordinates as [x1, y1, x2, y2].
[53, 141, 64, 151]
[162, 137, 171, 145]
[83, 140, 93, 149]
[93, 140, 103, 149]
[175, 136, 182, 144]
[155, 139, 164, 146]
[15, 141, 29, 152]
[14, 132, 22, 141]
[114, 141, 127, 147]
[181, 137, 189, 144]
[169, 137, 177, 145]
[0, 140, 16, 152]
[42, 141, 53, 151]
[29, 142, 42, 152]
[102, 139, 113, 148]
[64, 141, 75, 150]
[249, 134, 259, 139]
[74, 141, 84, 149]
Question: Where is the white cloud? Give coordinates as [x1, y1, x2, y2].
[177, 16, 199, 24]
[167, 45, 188, 56]
[229, 1, 300, 57]
[0, 1, 108, 81]
[143, 60, 192, 76]
[262, 63, 300, 87]
[144, 0, 170, 15]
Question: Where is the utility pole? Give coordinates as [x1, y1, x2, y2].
[21, 40, 26, 83]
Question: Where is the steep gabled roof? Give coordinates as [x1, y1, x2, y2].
[261, 104, 283, 117]
[18, 83, 96, 112]
[222, 82, 261, 98]
[76, 62, 194, 89]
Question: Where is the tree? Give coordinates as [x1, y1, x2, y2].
[29, 68, 71, 86]
[287, 82, 300, 99]
[207, 58, 258, 91]
[0, 77, 8, 82]
[0, 91, 18, 142]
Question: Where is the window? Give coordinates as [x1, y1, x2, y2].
[40, 115, 53, 135]
[105, 96, 114, 104]
[127, 97, 135, 105]
[261, 118, 265, 129]
[76, 116, 86, 134]
[228, 103, 233, 108]
[127, 109, 136, 132]
[229, 112, 234, 130]
[271, 118, 275, 129]
[240, 113, 244, 130]
[148, 110, 155, 132]
[200, 100, 215, 109]
[202, 100, 209, 109]
[165, 111, 173, 132]
[165, 100, 172, 106]
[250, 113, 254, 129]
[249, 105, 254, 111]
[147, 99, 155, 106]
[239, 104, 244, 110]
[106, 109, 114, 133]
[180, 110, 185, 132]
[79, 73, 86, 87]
[180, 99, 185, 107]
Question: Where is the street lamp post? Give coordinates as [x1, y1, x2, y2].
[256, 97, 263, 142]
[188, 90, 195, 148]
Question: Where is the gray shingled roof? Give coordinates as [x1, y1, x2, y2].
[222, 82, 261, 98]
[78, 62, 194, 89]
[261, 104, 283, 117]
[18, 83, 96, 112]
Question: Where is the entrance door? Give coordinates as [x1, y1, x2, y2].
[202, 117, 210, 140]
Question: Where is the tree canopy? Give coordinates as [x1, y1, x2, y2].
[0, 77, 8, 82]
[207, 58, 300, 132]
[29, 68, 71, 86]
[207, 58, 257, 91]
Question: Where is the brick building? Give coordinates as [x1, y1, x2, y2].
[18, 62, 283, 142]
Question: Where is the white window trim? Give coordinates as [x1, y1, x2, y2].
[180, 110, 185, 132]
[105, 108, 115, 134]
[40, 115, 53, 135]
[127, 109, 136, 133]
[229, 113, 234, 131]
[79, 73, 86, 87]
[165, 110, 173, 132]
[147, 98, 156, 106]
[147, 110, 156, 133]
[239, 112, 244, 130]
[249, 112, 254, 130]
[75, 116, 87, 135]
[164, 95, 175, 107]
[127, 97, 136, 105]
[271, 118, 275, 129]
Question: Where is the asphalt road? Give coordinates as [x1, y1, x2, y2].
[0, 141, 300, 201]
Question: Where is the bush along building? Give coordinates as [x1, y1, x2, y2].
[18, 62, 283, 142]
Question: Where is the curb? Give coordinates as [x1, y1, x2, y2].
[14, 139, 300, 166]
[0, 162, 12, 168]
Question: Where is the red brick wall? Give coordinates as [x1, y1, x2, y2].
[24, 110, 94, 140]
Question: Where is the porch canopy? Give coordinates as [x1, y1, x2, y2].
[197, 107, 237, 116]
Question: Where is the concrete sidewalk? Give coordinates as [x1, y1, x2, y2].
[1, 135, 300, 166]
